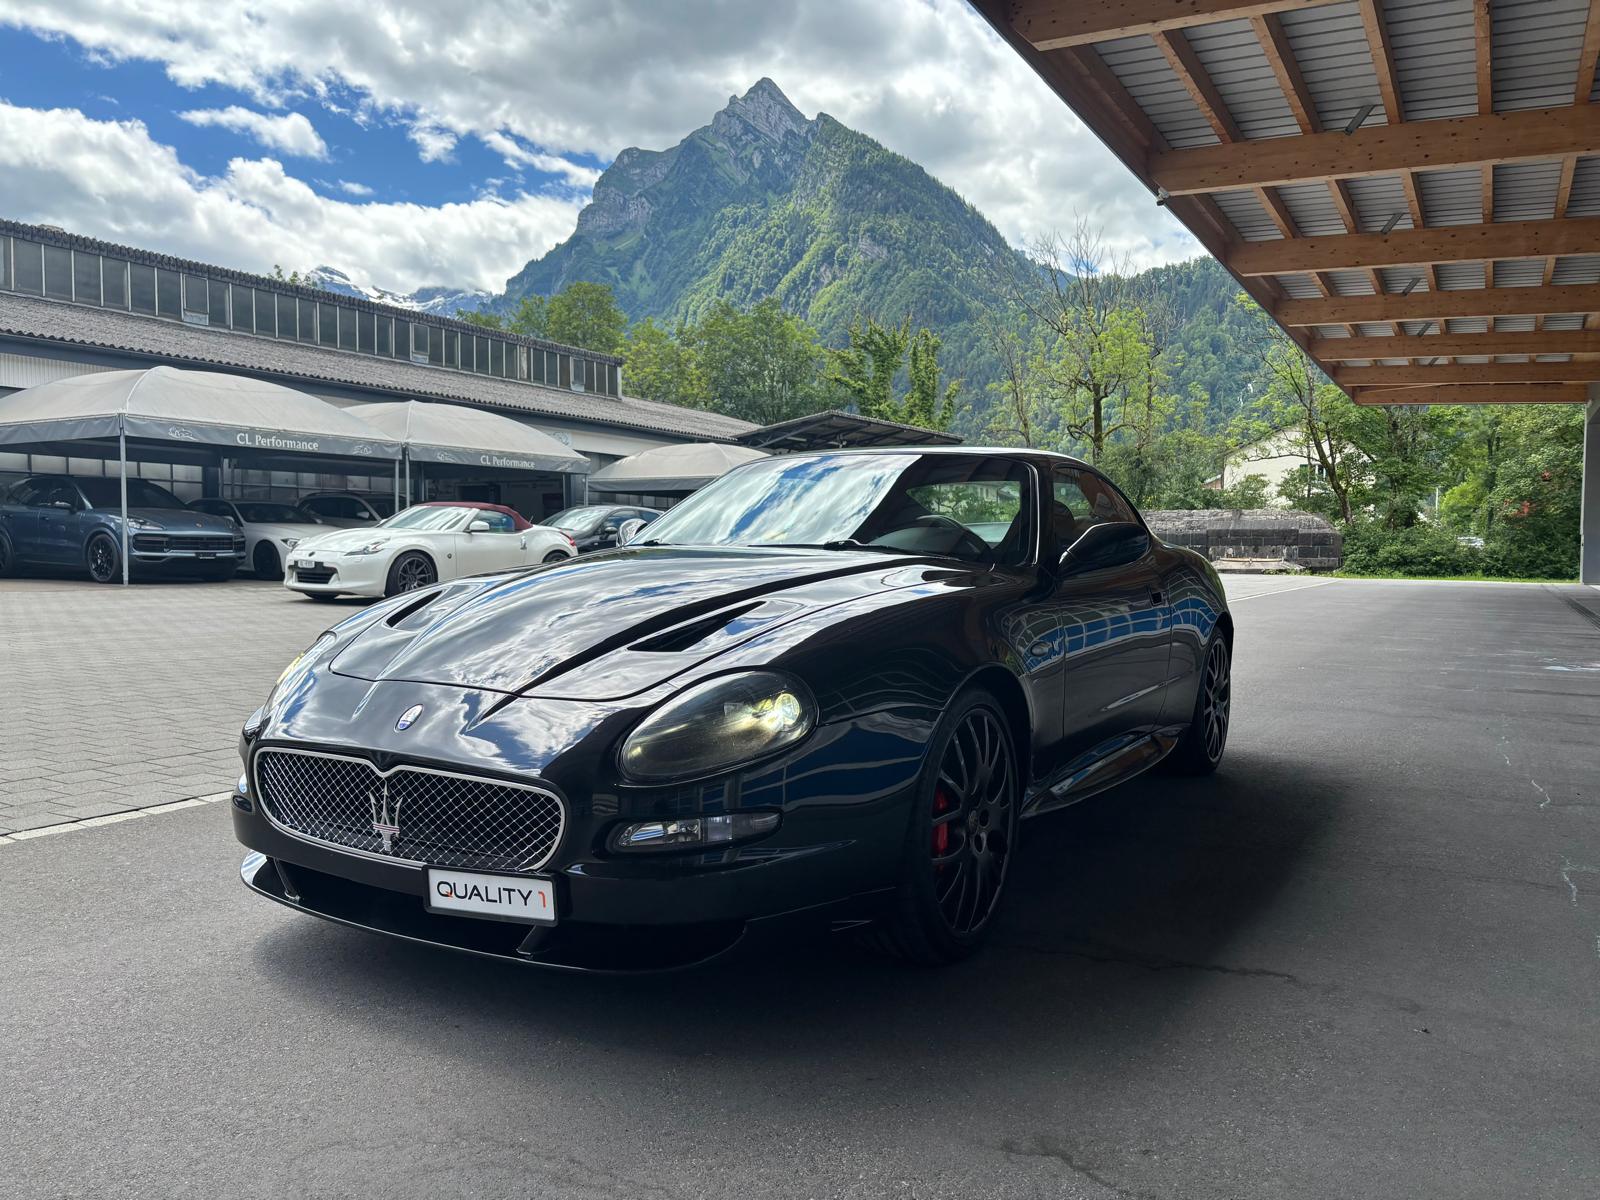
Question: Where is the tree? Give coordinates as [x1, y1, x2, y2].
[546, 282, 626, 354]
[621, 317, 707, 411]
[689, 298, 831, 425]
[827, 315, 959, 430]
[459, 309, 504, 330]
[980, 313, 1051, 448]
[506, 295, 550, 339]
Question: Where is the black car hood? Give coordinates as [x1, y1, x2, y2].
[329, 546, 943, 699]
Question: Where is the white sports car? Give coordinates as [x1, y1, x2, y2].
[191, 499, 327, 580]
[283, 502, 576, 601]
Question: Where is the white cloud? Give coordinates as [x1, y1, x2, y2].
[336, 179, 373, 196]
[0, 0, 1201, 269]
[480, 131, 600, 189]
[0, 102, 585, 292]
[178, 105, 329, 160]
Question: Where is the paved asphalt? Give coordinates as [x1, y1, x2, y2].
[3, 577, 1599, 1199]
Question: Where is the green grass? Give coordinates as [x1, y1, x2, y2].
[1332, 570, 1578, 584]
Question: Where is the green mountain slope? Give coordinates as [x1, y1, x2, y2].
[503, 79, 1262, 432]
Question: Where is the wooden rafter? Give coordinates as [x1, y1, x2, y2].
[1313, 330, 1600, 359]
[1149, 105, 1600, 195]
[1335, 361, 1600, 386]
[1010, 0, 1333, 52]
[1353, 384, 1590, 404]
[1229, 215, 1600, 275]
[1277, 282, 1600, 325]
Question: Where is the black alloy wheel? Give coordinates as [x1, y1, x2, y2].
[542, 549, 568, 563]
[386, 551, 436, 596]
[254, 542, 284, 581]
[870, 689, 1019, 964]
[86, 533, 120, 584]
[1169, 632, 1231, 775]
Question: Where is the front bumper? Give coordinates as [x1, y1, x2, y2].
[283, 553, 388, 596]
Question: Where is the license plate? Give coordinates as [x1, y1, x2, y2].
[425, 868, 556, 925]
[295, 558, 318, 569]
[196, 552, 217, 559]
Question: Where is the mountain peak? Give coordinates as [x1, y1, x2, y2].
[714, 77, 809, 144]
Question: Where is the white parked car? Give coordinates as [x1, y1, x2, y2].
[298, 491, 398, 528]
[191, 499, 327, 580]
[284, 502, 576, 601]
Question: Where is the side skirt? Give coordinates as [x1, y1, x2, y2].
[1021, 724, 1187, 818]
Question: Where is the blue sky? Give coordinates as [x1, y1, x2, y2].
[0, 1, 1198, 296]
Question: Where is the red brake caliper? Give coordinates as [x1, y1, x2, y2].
[932, 787, 952, 863]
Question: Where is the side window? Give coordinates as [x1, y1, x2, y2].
[479, 511, 515, 533]
[11, 480, 42, 507]
[1052, 467, 1137, 546]
[191, 499, 228, 518]
[41, 483, 81, 509]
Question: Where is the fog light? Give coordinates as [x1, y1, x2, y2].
[237, 772, 250, 796]
[611, 811, 780, 852]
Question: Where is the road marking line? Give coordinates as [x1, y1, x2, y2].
[0, 793, 231, 845]
[1226, 579, 1335, 602]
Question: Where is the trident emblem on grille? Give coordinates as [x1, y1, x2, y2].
[369, 781, 402, 854]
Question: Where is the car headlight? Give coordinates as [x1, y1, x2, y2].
[618, 670, 815, 783]
[345, 540, 388, 556]
[281, 537, 299, 549]
[126, 516, 157, 531]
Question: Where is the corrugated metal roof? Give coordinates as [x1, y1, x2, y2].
[1276, 182, 1348, 235]
[1493, 259, 1548, 287]
[1355, 322, 1395, 336]
[1182, 19, 1301, 140]
[1565, 156, 1600, 215]
[1325, 269, 1377, 295]
[1492, 0, 1591, 111]
[1379, 266, 1430, 292]
[1493, 314, 1538, 332]
[1541, 313, 1589, 329]
[1346, 176, 1416, 231]
[1385, 0, 1478, 119]
[1552, 255, 1600, 284]
[1417, 168, 1486, 226]
[1277, 274, 1326, 299]
[1493, 161, 1561, 222]
[1436, 261, 1489, 290]
[1276, 2, 1384, 130]
[1093, 37, 1218, 148]
[1315, 325, 1352, 338]
[1211, 190, 1284, 241]
[1445, 317, 1492, 333]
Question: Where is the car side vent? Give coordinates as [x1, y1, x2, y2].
[385, 587, 445, 628]
[630, 602, 764, 653]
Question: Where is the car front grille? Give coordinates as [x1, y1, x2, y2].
[131, 533, 241, 554]
[292, 565, 337, 584]
[253, 749, 565, 872]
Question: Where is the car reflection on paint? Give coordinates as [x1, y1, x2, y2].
[233, 448, 1232, 972]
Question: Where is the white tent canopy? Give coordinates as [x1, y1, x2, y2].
[352, 400, 588, 475]
[0, 366, 401, 462]
[587, 442, 767, 494]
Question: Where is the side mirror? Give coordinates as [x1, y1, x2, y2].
[1059, 521, 1150, 575]
[617, 518, 647, 546]
[466, 519, 492, 534]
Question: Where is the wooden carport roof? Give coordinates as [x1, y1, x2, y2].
[968, 0, 1600, 406]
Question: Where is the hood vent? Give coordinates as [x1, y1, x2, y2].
[629, 602, 763, 653]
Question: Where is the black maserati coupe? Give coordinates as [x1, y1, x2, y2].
[233, 448, 1231, 971]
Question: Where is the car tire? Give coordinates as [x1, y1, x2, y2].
[867, 688, 1020, 966]
[253, 542, 283, 581]
[1166, 630, 1231, 775]
[542, 549, 568, 563]
[384, 551, 436, 596]
[0, 532, 14, 577]
[86, 532, 120, 584]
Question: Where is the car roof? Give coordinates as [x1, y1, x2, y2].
[414, 500, 532, 531]
[751, 445, 1092, 468]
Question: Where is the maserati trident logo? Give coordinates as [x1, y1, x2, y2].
[395, 703, 423, 731]
[369, 781, 402, 854]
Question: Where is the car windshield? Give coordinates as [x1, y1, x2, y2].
[236, 502, 320, 523]
[75, 478, 187, 509]
[543, 506, 609, 535]
[638, 452, 1033, 566]
[377, 505, 472, 531]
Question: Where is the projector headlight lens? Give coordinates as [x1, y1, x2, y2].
[618, 670, 815, 783]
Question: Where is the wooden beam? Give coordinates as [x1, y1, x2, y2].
[1354, 384, 1590, 404]
[1359, 0, 1404, 125]
[1335, 361, 1600, 386]
[1149, 104, 1600, 194]
[1229, 215, 1600, 274]
[1314, 330, 1600, 359]
[1279, 282, 1600, 325]
[1252, 13, 1318, 133]
[1009, 0, 1334, 52]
